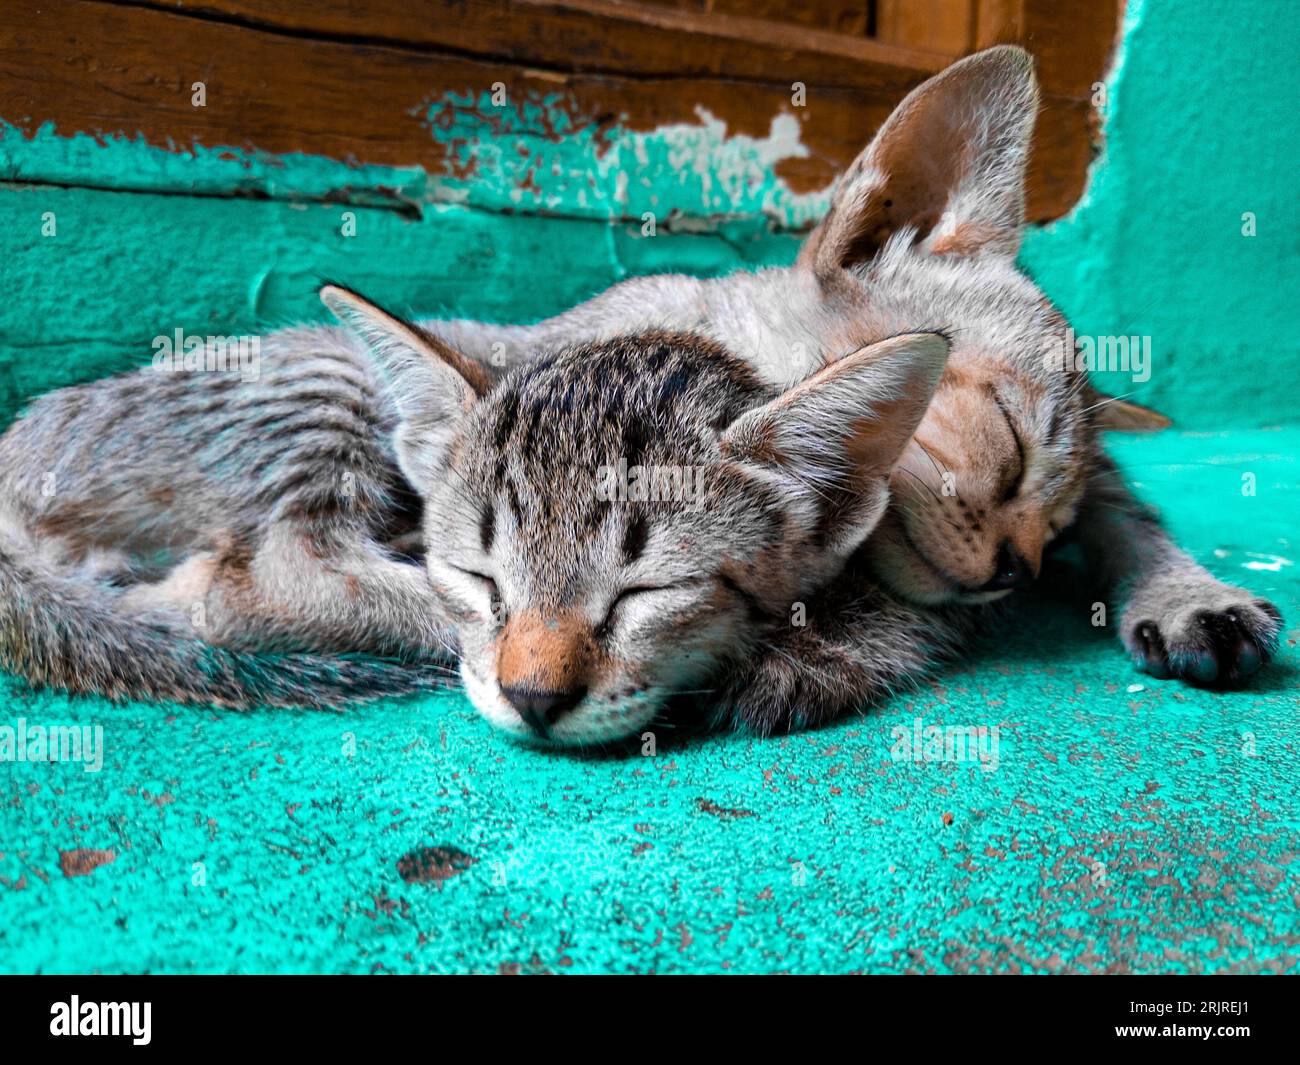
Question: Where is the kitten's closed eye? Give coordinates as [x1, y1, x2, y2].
[447, 564, 504, 621]
[598, 585, 669, 638]
[598, 581, 710, 639]
[992, 390, 1027, 502]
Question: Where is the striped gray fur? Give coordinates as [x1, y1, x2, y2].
[0, 323, 455, 709]
[423, 45, 1282, 702]
[0, 286, 949, 741]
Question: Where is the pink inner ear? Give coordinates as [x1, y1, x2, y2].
[811, 47, 1035, 274]
[845, 391, 929, 479]
[820, 111, 971, 269]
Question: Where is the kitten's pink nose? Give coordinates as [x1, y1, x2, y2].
[502, 684, 587, 737]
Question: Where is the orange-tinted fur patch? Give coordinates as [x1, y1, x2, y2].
[497, 610, 597, 692]
[929, 221, 1001, 257]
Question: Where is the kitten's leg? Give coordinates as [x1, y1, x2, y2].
[122, 526, 454, 659]
[118, 553, 217, 617]
[210, 524, 454, 657]
[714, 566, 976, 734]
[1073, 455, 1282, 684]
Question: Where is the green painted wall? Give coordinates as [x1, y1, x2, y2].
[2, 0, 1294, 428]
[1020, 0, 1300, 427]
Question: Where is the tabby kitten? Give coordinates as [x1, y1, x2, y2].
[0, 285, 948, 743]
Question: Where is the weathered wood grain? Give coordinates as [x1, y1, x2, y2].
[0, 0, 1118, 223]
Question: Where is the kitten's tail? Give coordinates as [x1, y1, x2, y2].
[0, 543, 453, 709]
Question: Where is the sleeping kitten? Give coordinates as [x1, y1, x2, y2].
[425, 45, 1282, 726]
[0, 285, 949, 743]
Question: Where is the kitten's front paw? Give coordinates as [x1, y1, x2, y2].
[1123, 578, 1282, 686]
[715, 635, 863, 736]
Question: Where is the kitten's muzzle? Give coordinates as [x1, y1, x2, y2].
[974, 541, 1036, 593]
[502, 683, 588, 738]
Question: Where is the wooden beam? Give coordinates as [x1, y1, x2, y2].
[875, 0, 974, 56]
[0, 0, 1107, 222]
[162, 0, 950, 86]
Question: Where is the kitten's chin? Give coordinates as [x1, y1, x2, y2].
[865, 528, 962, 605]
[954, 587, 1015, 605]
[866, 522, 1015, 606]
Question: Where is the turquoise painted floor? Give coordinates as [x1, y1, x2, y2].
[1, 430, 1296, 974]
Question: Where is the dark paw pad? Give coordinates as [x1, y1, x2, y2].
[1133, 602, 1282, 687]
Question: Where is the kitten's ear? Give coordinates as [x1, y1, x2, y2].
[1088, 390, 1173, 431]
[321, 284, 487, 493]
[800, 45, 1037, 276]
[721, 332, 949, 556]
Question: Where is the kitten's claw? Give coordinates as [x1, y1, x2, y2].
[1125, 594, 1281, 687]
[1132, 621, 1171, 679]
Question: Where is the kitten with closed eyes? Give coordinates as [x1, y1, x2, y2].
[0, 283, 951, 744]
[425, 45, 1283, 731]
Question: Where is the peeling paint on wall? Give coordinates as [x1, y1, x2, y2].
[425, 91, 826, 228]
[4, 89, 829, 232]
[0, 0, 1296, 430]
[0, 121, 431, 212]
